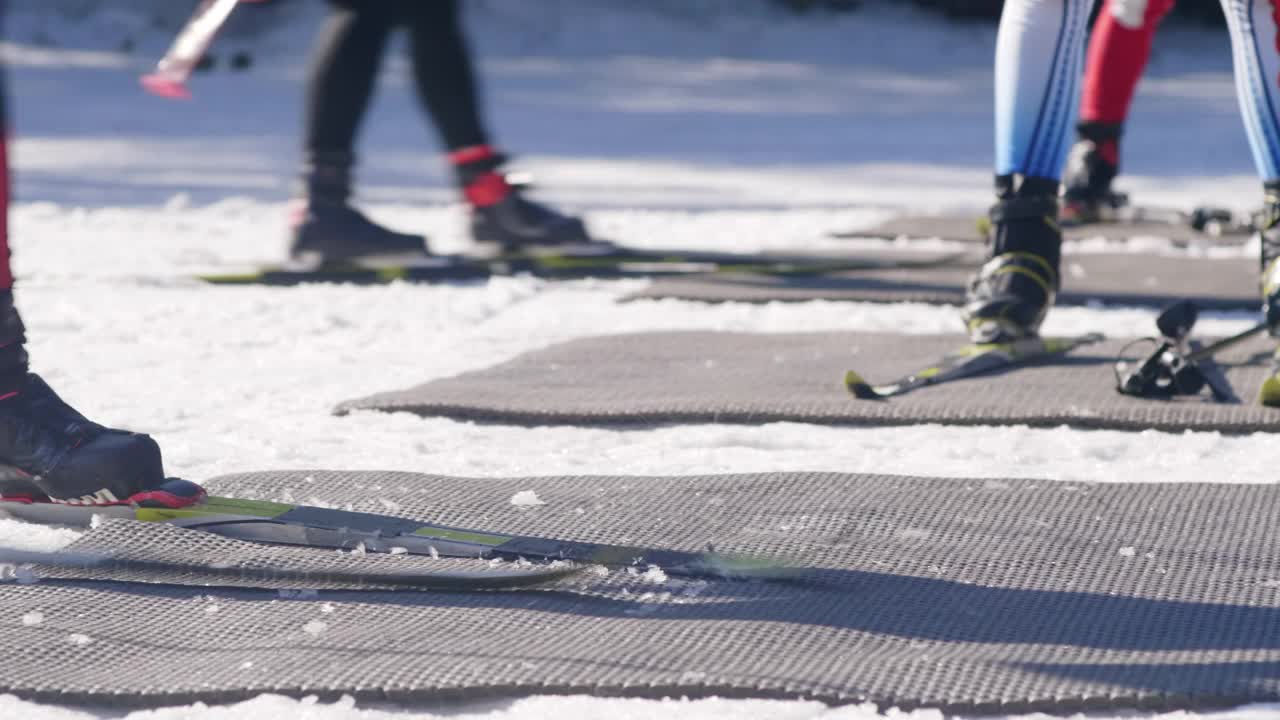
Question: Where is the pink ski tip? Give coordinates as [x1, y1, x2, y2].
[140, 74, 192, 100]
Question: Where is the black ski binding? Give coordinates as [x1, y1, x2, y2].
[1114, 300, 1245, 403]
[1188, 206, 1236, 234]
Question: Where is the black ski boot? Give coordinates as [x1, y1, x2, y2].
[0, 293, 203, 507]
[456, 150, 601, 255]
[1062, 121, 1124, 224]
[962, 176, 1062, 343]
[288, 151, 428, 269]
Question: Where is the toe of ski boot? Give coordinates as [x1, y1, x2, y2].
[127, 477, 207, 508]
[288, 203, 428, 269]
[40, 430, 166, 506]
[471, 192, 600, 254]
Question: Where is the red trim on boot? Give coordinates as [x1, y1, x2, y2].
[0, 494, 37, 504]
[1095, 139, 1120, 167]
[46, 486, 207, 509]
[286, 198, 308, 229]
[464, 172, 512, 207]
[125, 487, 207, 509]
[448, 144, 498, 165]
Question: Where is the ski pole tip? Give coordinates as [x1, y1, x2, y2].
[141, 74, 192, 100]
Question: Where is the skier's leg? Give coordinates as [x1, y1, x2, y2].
[0, 54, 199, 507]
[1064, 0, 1176, 217]
[405, 1, 595, 252]
[965, 0, 1094, 343]
[994, 0, 1094, 183]
[1221, 0, 1280, 184]
[1080, 0, 1175, 126]
[1224, 0, 1280, 340]
[290, 0, 425, 267]
[403, 0, 487, 152]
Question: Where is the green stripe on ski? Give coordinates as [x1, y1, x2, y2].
[413, 526, 510, 546]
[135, 496, 293, 523]
[958, 336, 1083, 358]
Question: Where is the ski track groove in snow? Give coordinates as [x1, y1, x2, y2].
[1, 3, 1277, 719]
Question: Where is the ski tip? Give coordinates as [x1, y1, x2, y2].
[1259, 375, 1280, 408]
[844, 371, 883, 400]
[140, 74, 192, 100]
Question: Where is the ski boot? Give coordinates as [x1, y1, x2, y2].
[962, 177, 1062, 343]
[288, 151, 428, 269]
[453, 146, 604, 256]
[1256, 185, 1280, 406]
[1062, 121, 1124, 225]
[0, 294, 203, 507]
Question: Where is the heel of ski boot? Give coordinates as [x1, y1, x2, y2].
[1062, 121, 1122, 224]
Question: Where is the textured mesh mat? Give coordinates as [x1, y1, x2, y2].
[336, 330, 1280, 432]
[622, 253, 1257, 308]
[2, 469, 1280, 712]
[845, 213, 1249, 245]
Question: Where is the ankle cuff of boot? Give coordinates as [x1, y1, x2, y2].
[1076, 121, 1123, 143]
[989, 195, 1059, 223]
[299, 150, 354, 205]
[995, 174, 1060, 199]
[451, 145, 509, 186]
[449, 145, 499, 166]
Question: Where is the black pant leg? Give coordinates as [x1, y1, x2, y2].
[303, 2, 398, 159]
[405, 0, 489, 151]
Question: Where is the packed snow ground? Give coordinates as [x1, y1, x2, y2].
[0, 2, 1277, 718]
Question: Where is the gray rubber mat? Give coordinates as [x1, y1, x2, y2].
[842, 213, 1250, 245]
[336, 330, 1280, 432]
[2, 469, 1279, 712]
[622, 253, 1258, 309]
